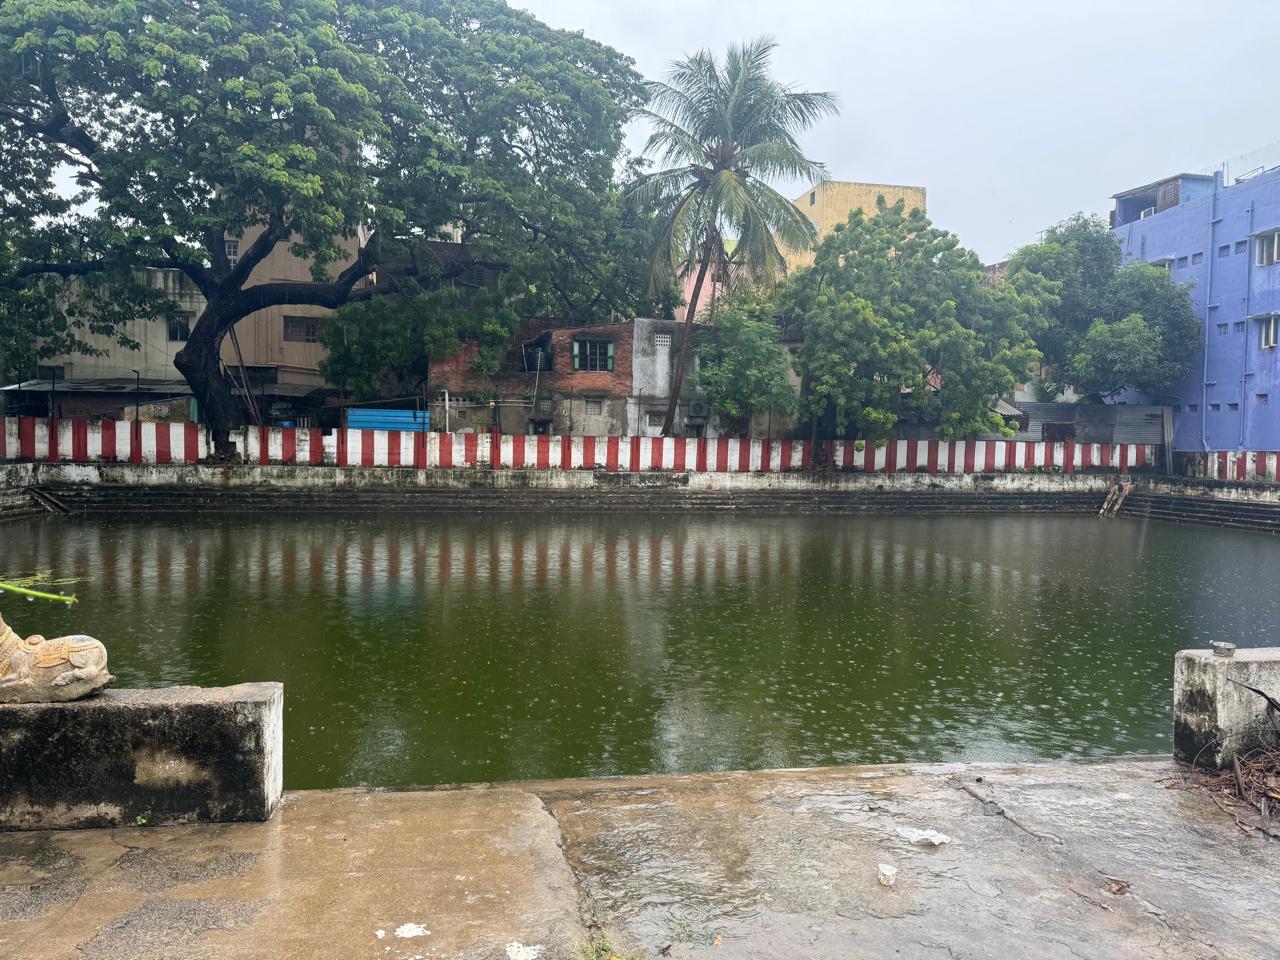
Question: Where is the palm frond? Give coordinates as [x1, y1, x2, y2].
[637, 35, 837, 297]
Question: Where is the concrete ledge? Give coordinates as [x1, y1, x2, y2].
[1173, 648, 1280, 768]
[0, 683, 282, 831]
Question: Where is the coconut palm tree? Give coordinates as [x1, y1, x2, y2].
[630, 37, 837, 436]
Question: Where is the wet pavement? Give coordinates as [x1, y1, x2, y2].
[2, 757, 1274, 960]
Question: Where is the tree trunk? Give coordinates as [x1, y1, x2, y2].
[661, 242, 713, 437]
[174, 309, 242, 460]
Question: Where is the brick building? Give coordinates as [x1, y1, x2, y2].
[426, 316, 716, 437]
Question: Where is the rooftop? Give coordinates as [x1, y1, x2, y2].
[1111, 172, 1214, 200]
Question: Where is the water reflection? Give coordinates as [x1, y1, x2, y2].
[5, 513, 1278, 788]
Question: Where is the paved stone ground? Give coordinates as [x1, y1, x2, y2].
[1, 758, 1273, 960]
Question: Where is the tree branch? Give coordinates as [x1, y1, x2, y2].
[222, 215, 288, 291]
[203, 227, 231, 280]
[9, 260, 111, 281]
[158, 237, 213, 297]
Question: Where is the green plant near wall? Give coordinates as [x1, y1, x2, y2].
[576, 933, 646, 960]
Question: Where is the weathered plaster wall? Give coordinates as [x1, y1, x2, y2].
[0, 683, 283, 831]
[1173, 648, 1280, 768]
[628, 317, 703, 436]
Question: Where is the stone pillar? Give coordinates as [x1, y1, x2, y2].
[0, 682, 282, 831]
[1173, 649, 1280, 769]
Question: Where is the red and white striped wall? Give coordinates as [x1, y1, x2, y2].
[1183, 450, 1280, 483]
[0, 416, 1158, 475]
[0, 416, 203, 465]
[828, 438, 1154, 475]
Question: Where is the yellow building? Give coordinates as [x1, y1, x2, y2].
[786, 180, 927, 269]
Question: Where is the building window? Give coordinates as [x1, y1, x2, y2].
[1188, 403, 1199, 413]
[1216, 323, 1229, 336]
[1255, 232, 1280, 267]
[283, 315, 321, 343]
[225, 239, 240, 267]
[1234, 320, 1246, 333]
[1176, 256, 1188, 268]
[167, 311, 193, 342]
[646, 411, 664, 429]
[536, 397, 554, 414]
[1219, 244, 1232, 258]
[572, 339, 613, 372]
[1228, 402, 1240, 411]
[1209, 403, 1221, 412]
[1235, 240, 1248, 255]
[1261, 315, 1280, 349]
[1191, 252, 1204, 265]
[584, 397, 603, 416]
[1258, 393, 1270, 406]
[655, 331, 672, 350]
[809, 191, 816, 206]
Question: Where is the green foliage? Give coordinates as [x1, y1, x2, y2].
[1009, 214, 1200, 398]
[320, 279, 518, 400]
[783, 199, 1042, 441]
[0, 0, 657, 429]
[630, 36, 838, 288]
[696, 291, 797, 431]
[1070, 313, 1161, 400]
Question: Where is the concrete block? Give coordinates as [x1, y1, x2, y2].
[0, 682, 282, 831]
[1173, 649, 1280, 768]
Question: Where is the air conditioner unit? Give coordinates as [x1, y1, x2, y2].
[688, 400, 710, 419]
[1140, 207, 1156, 219]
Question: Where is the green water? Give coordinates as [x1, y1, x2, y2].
[4, 513, 1276, 789]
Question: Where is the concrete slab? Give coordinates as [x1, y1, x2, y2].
[1173, 647, 1280, 767]
[0, 787, 583, 960]
[0, 683, 283, 830]
[1, 759, 1274, 960]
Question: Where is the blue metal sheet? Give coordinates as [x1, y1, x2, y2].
[347, 409, 430, 432]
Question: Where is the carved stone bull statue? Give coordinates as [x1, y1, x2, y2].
[0, 610, 113, 704]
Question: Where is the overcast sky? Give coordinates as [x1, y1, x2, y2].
[517, 0, 1280, 263]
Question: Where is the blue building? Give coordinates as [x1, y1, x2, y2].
[1112, 167, 1280, 452]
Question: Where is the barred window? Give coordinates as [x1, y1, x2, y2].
[284, 315, 321, 343]
[573, 339, 613, 372]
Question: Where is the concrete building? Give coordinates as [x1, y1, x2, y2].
[1111, 166, 1280, 451]
[787, 180, 927, 269]
[5, 237, 499, 425]
[5, 235, 351, 423]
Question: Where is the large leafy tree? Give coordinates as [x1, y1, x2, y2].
[1008, 214, 1200, 399]
[696, 290, 796, 435]
[319, 162, 679, 400]
[783, 198, 1043, 441]
[0, 0, 643, 454]
[319, 280, 517, 402]
[629, 36, 836, 436]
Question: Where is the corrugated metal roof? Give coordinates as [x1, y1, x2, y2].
[1016, 403, 1167, 443]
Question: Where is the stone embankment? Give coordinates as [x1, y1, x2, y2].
[12, 461, 1280, 531]
[2, 462, 1115, 519]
